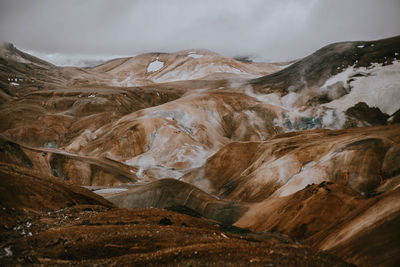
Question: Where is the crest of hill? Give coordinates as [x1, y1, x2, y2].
[91, 49, 282, 84]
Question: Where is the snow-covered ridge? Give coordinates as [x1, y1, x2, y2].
[188, 52, 203, 59]
[91, 49, 281, 85]
[245, 59, 400, 131]
[323, 60, 400, 115]
[147, 58, 164, 73]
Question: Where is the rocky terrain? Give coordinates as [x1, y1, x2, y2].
[1, 35, 400, 266]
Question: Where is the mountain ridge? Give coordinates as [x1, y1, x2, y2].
[1, 35, 400, 266]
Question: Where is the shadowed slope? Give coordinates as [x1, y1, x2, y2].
[1, 206, 351, 266]
[0, 135, 142, 186]
[0, 136, 113, 230]
[0, 137, 350, 266]
[236, 182, 400, 266]
[250, 35, 400, 94]
[181, 124, 400, 266]
[107, 178, 248, 225]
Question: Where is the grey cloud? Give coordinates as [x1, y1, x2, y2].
[0, 0, 399, 62]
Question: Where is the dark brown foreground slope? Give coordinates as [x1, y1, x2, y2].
[182, 124, 400, 266]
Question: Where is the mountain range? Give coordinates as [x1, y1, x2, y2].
[1, 35, 399, 266]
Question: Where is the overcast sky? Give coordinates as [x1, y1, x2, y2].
[1, 0, 399, 63]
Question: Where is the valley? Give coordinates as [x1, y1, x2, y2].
[1, 35, 400, 266]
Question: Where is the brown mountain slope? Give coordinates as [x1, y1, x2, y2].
[250, 35, 400, 94]
[1, 206, 352, 266]
[107, 178, 248, 225]
[0, 139, 351, 266]
[183, 125, 400, 201]
[180, 124, 400, 266]
[0, 86, 185, 148]
[92, 49, 282, 85]
[236, 182, 400, 266]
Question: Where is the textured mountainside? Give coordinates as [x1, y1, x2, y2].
[1, 36, 400, 266]
[0, 137, 351, 266]
[92, 49, 282, 85]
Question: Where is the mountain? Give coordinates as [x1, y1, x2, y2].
[1, 36, 400, 266]
[91, 49, 283, 85]
[0, 136, 350, 266]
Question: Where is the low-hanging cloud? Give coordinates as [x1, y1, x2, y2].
[0, 0, 399, 62]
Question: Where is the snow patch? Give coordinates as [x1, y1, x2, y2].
[136, 168, 146, 179]
[323, 60, 400, 115]
[147, 58, 164, 73]
[172, 144, 210, 169]
[229, 67, 243, 74]
[93, 188, 128, 194]
[188, 53, 203, 59]
[279, 62, 294, 69]
[357, 45, 364, 48]
[257, 154, 302, 185]
[279, 167, 327, 197]
[121, 76, 133, 86]
[321, 66, 354, 88]
[301, 161, 316, 171]
[126, 154, 157, 169]
[4, 247, 12, 257]
[112, 75, 136, 87]
[155, 68, 196, 82]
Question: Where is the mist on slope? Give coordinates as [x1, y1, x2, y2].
[21, 50, 132, 68]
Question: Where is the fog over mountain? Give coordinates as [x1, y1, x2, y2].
[1, 0, 399, 65]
